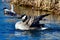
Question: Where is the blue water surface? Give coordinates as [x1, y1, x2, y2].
[0, 0, 60, 40]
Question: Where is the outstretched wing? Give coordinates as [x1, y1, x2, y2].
[33, 14, 50, 23]
[30, 14, 50, 27]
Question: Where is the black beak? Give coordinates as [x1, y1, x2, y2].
[3, 7, 7, 10]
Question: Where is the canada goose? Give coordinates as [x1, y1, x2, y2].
[15, 14, 50, 30]
[3, 4, 16, 16]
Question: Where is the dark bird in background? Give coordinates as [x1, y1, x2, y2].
[3, 4, 17, 16]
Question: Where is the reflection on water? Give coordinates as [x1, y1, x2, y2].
[0, 0, 60, 40]
[1, 29, 60, 40]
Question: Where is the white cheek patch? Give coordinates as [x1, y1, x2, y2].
[22, 15, 26, 20]
[4, 9, 10, 11]
[4, 9, 10, 13]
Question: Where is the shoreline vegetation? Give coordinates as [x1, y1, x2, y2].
[10, 0, 60, 14]
[10, 0, 60, 23]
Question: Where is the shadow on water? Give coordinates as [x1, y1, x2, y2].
[14, 29, 60, 37]
[13, 29, 60, 40]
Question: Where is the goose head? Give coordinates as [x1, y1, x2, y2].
[19, 14, 28, 22]
[3, 7, 9, 11]
[3, 7, 7, 10]
[3, 7, 9, 14]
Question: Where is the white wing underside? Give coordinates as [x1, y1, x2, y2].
[15, 21, 30, 30]
[15, 21, 47, 30]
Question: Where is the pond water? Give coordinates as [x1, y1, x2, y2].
[0, 0, 60, 40]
